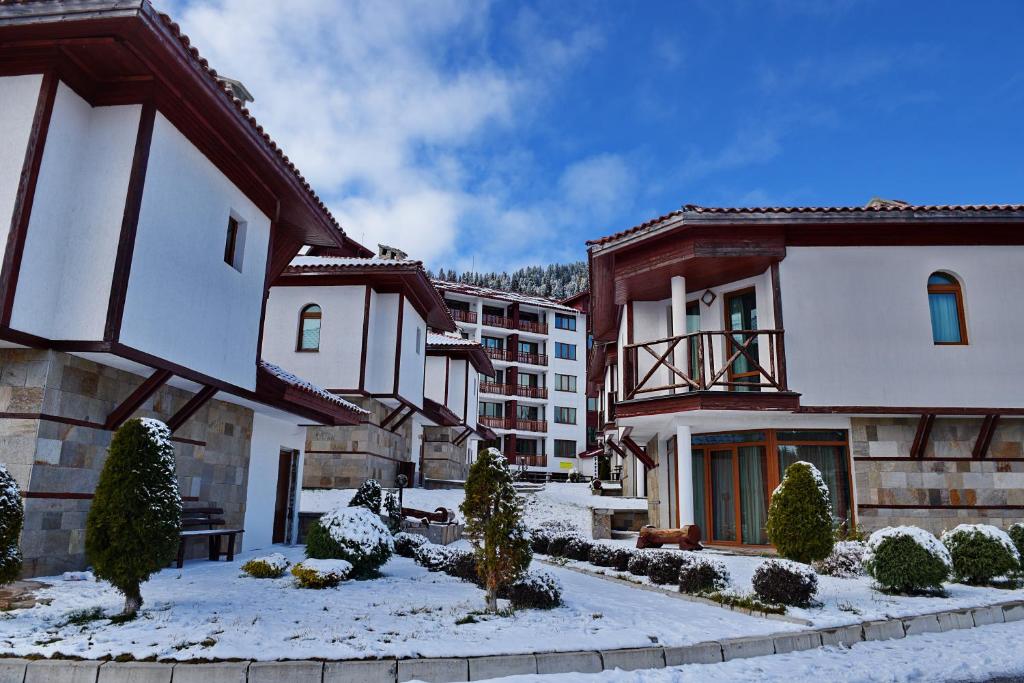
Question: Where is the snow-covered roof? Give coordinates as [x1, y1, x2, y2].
[289, 256, 422, 269]
[258, 361, 367, 415]
[432, 279, 578, 313]
[426, 332, 479, 348]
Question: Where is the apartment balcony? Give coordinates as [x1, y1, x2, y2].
[476, 416, 548, 433]
[515, 384, 548, 399]
[479, 382, 548, 399]
[482, 314, 514, 329]
[517, 320, 548, 335]
[482, 348, 549, 366]
[618, 329, 799, 416]
[450, 309, 477, 324]
[506, 453, 547, 468]
[516, 418, 548, 433]
[516, 351, 548, 366]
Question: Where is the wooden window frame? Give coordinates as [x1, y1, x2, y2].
[554, 439, 576, 458]
[723, 287, 760, 387]
[223, 215, 244, 271]
[555, 342, 577, 360]
[296, 304, 322, 352]
[928, 273, 968, 346]
[555, 313, 577, 331]
[554, 373, 577, 392]
[554, 406, 577, 425]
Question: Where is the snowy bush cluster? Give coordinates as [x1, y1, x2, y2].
[1010, 523, 1024, 560]
[752, 559, 819, 607]
[627, 549, 661, 576]
[529, 520, 583, 555]
[505, 570, 563, 610]
[647, 552, 687, 585]
[241, 553, 291, 579]
[587, 544, 632, 571]
[306, 505, 394, 579]
[393, 532, 428, 558]
[0, 464, 23, 585]
[814, 540, 867, 578]
[677, 555, 730, 595]
[941, 524, 1020, 585]
[864, 526, 951, 594]
[291, 559, 352, 588]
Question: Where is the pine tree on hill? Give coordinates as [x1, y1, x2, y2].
[429, 261, 588, 300]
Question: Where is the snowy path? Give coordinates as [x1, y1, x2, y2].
[473, 619, 1024, 683]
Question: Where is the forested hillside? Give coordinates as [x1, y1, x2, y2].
[430, 262, 588, 300]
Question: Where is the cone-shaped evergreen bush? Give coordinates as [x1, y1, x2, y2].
[461, 448, 531, 612]
[765, 461, 834, 564]
[0, 464, 23, 584]
[348, 479, 383, 514]
[86, 418, 181, 616]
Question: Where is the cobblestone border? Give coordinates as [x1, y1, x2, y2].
[0, 600, 1020, 682]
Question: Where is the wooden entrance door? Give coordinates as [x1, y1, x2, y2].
[272, 450, 297, 544]
[724, 289, 760, 392]
[696, 444, 770, 546]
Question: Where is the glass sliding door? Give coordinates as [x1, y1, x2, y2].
[692, 450, 706, 534]
[738, 446, 768, 545]
[710, 449, 736, 542]
[725, 289, 760, 392]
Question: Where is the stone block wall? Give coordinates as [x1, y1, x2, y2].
[421, 427, 468, 482]
[852, 417, 1024, 536]
[302, 397, 412, 489]
[0, 349, 253, 577]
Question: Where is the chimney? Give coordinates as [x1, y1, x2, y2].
[865, 197, 911, 210]
[217, 76, 254, 105]
[377, 244, 409, 261]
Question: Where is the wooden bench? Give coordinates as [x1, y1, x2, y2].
[176, 507, 243, 568]
[637, 524, 703, 551]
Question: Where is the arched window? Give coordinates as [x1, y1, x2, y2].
[927, 272, 966, 345]
[297, 304, 322, 351]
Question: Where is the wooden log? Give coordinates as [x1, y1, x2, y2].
[401, 506, 453, 524]
[636, 524, 702, 551]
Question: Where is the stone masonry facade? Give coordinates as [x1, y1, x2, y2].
[852, 416, 1024, 536]
[421, 426, 469, 482]
[302, 397, 412, 489]
[0, 349, 254, 578]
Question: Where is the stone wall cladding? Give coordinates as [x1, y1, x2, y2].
[852, 416, 1024, 536]
[422, 427, 468, 482]
[0, 350, 253, 577]
[302, 397, 412, 489]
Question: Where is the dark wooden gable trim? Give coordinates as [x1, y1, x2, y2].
[0, 71, 58, 326]
[104, 367, 173, 429]
[621, 435, 657, 469]
[769, 261, 788, 391]
[972, 414, 1000, 460]
[358, 285, 371, 391]
[910, 413, 936, 459]
[104, 101, 156, 342]
[166, 384, 218, 433]
[392, 292, 405, 395]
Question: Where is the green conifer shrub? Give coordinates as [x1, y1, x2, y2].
[941, 524, 1020, 585]
[765, 461, 834, 564]
[86, 419, 181, 616]
[1008, 523, 1024, 563]
[348, 479, 383, 514]
[864, 526, 950, 594]
[0, 464, 23, 585]
[306, 506, 393, 579]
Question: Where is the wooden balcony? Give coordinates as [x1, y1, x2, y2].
[516, 351, 548, 366]
[619, 330, 799, 415]
[482, 314, 513, 329]
[517, 320, 548, 334]
[477, 416, 548, 432]
[515, 384, 548, 399]
[482, 348, 549, 366]
[450, 309, 477, 324]
[516, 418, 548, 433]
[507, 453, 547, 468]
[483, 347, 508, 362]
[479, 382, 548, 399]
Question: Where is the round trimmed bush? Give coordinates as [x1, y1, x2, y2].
[647, 553, 686, 585]
[864, 526, 950, 594]
[530, 529, 552, 555]
[241, 553, 290, 579]
[610, 548, 633, 572]
[394, 532, 428, 558]
[506, 570, 563, 610]
[348, 479, 383, 513]
[941, 524, 1020, 585]
[0, 463, 23, 585]
[413, 543, 452, 572]
[677, 555, 730, 595]
[444, 549, 482, 585]
[814, 540, 867, 578]
[563, 536, 593, 562]
[627, 549, 658, 576]
[291, 559, 352, 588]
[1009, 523, 1024, 562]
[588, 544, 616, 567]
[548, 532, 588, 558]
[306, 506, 394, 579]
[765, 461, 834, 564]
[752, 559, 818, 607]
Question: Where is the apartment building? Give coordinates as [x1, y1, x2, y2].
[589, 200, 1024, 544]
[433, 281, 588, 478]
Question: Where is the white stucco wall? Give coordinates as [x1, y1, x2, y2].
[782, 245, 1024, 408]
[12, 82, 140, 340]
[446, 358, 468, 419]
[424, 355, 447, 406]
[119, 113, 270, 390]
[547, 311, 588, 470]
[364, 291, 399, 395]
[244, 412, 306, 551]
[0, 75, 43, 257]
[398, 297, 426, 408]
[262, 284, 366, 390]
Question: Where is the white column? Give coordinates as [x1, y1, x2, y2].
[675, 423, 694, 525]
[656, 437, 671, 528]
[670, 276, 688, 391]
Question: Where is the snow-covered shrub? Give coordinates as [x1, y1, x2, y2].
[814, 540, 867, 578]
[864, 526, 950, 594]
[506, 570, 563, 610]
[413, 543, 452, 572]
[627, 549, 658, 576]
[677, 555, 730, 595]
[383, 491, 402, 534]
[348, 479, 383, 514]
[765, 461, 834, 564]
[530, 530, 552, 555]
[394, 532, 428, 558]
[647, 553, 686, 585]
[530, 521, 580, 555]
[610, 548, 633, 572]
[306, 506, 393, 579]
[548, 531, 588, 558]
[241, 553, 290, 579]
[291, 559, 352, 588]
[1009, 523, 1024, 562]
[941, 524, 1020, 585]
[0, 464, 23, 585]
[567, 468, 583, 483]
[86, 418, 181, 616]
[588, 544, 617, 567]
[563, 536, 593, 562]
[752, 559, 818, 607]
[443, 549, 481, 585]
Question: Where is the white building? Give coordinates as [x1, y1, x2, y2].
[588, 201, 1024, 544]
[0, 0, 368, 575]
[433, 281, 589, 478]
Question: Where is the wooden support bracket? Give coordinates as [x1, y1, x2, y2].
[104, 368, 173, 430]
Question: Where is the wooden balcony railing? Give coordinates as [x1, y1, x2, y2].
[479, 381, 506, 395]
[507, 453, 547, 468]
[483, 347, 508, 362]
[479, 382, 548, 399]
[516, 352, 548, 366]
[623, 329, 787, 400]
[477, 416, 548, 432]
[516, 419, 548, 433]
[450, 309, 477, 324]
[482, 314, 513, 329]
[482, 348, 549, 366]
[517, 320, 548, 334]
[516, 384, 548, 399]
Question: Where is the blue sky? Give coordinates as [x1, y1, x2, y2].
[167, 0, 1024, 271]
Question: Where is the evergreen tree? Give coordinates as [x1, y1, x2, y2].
[432, 261, 588, 300]
[348, 479, 383, 514]
[460, 448, 532, 612]
[765, 461, 834, 564]
[86, 418, 182, 616]
[0, 464, 23, 585]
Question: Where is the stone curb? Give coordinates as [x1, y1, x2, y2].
[6, 599, 1022, 683]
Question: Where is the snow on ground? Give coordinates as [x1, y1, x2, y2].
[0, 545, 799, 662]
[476, 619, 1024, 683]
[561, 537, 1024, 628]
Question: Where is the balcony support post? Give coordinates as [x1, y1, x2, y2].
[675, 423, 695, 527]
[670, 276, 689, 393]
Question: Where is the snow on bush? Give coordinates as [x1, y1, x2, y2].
[752, 559, 818, 607]
[348, 479, 383, 513]
[677, 555, 731, 595]
[547, 531, 589, 559]
[443, 548, 481, 585]
[241, 553, 290, 579]
[1009, 523, 1024, 561]
[505, 570, 563, 610]
[609, 548, 633, 572]
[0, 463, 23, 585]
[394, 532, 428, 558]
[529, 520, 582, 555]
[765, 461, 834, 564]
[627, 549, 660, 576]
[306, 506, 393, 579]
[864, 526, 950, 594]
[814, 540, 867, 578]
[588, 544, 617, 567]
[941, 524, 1021, 585]
[647, 552, 687, 585]
[413, 543, 453, 572]
[291, 559, 352, 588]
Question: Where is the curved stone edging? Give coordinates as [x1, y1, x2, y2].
[0, 601, 1021, 682]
